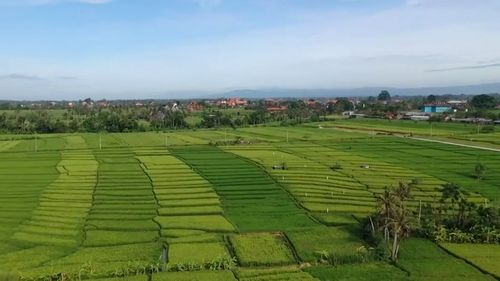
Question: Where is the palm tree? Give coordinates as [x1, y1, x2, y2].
[440, 183, 470, 225]
[376, 182, 413, 261]
[377, 189, 398, 242]
[389, 208, 412, 261]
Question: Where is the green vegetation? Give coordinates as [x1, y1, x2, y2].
[306, 262, 411, 281]
[229, 233, 296, 266]
[440, 243, 500, 278]
[397, 239, 496, 281]
[170, 146, 317, 232]
[287, 227, 366, 264]
[235, 266, 320, 281]
[0, 119, 499, 281]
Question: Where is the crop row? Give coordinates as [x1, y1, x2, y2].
[138, 153, 234, 268]
[325, 137, 499, 205]
[170, 146, 318, 232]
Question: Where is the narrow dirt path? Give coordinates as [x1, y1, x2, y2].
[408, 136, 500, 153]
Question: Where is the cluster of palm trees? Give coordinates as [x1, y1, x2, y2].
[367, 180, 499, 261]
[370, 182, 414, 261]
[421, 183, 500, 244]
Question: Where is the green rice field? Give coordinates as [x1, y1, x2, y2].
[0, 123, 499, 281]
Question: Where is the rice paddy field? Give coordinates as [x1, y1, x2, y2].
[0, 123, 499, 281]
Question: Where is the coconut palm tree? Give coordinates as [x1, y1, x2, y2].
[377, 189, 398, 242]
[389, 208, 412, 261]
[376, 182, 413, 261]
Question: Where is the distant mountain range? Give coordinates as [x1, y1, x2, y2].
[213, 82, 500, 99]
[1, 82, 500, 102]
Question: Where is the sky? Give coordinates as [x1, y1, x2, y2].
[1, 0, 500, 100]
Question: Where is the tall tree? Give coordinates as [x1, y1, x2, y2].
[378, 90, 391, 102]
[426, 94, 437, 103]
[470, 94, 496, 109]
[375, 182, 413, 261]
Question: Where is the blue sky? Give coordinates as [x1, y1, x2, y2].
[1, 0, 500, 99]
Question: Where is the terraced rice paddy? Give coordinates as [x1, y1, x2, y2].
[138, 153, 234, 268]
[397, 239, 496, 281]
[440, 243, 500, 279]
[0, 125, 499, 281]
[328, 137, 500, 205]
[171, 146, 317, 232]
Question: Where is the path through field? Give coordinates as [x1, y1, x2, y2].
[409, 136, 500, 153]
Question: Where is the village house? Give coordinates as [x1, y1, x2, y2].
[422, 102, 452, 113]
[227, 98, 248, 108]
[187, 102, 205, 112]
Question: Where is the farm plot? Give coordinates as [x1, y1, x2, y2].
[220, 146, 370, 264]
[306, 262, 412, 281]
[10, 136, 98, 249]
[440, 243, 500, 278]
[277, 143, 464, 211]
[453, 131, 500, 146]
[94, 270, 238, 281]
[170, 146, 317, 232]
[397, 239, 495, 281]
[226, 146, 375, 225]
[287, 226, 366, 263]
[153, 270, 237, 281]
[22, 243, 162, 278]
[235, 266, 321, 281]
[322, 119, 478, 137]
[0, 137, 66, 265]
[238, 126, 365, 142]
[85, 148, 158, 235]
[229, 232, 296, 266]
[332, 137, 500, 205]
[118, 132, 208, 147]
[138, 154, 234, 268]
[28, 146, 163, 276]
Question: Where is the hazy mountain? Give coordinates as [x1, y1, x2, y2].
[214, 82, 500, 99]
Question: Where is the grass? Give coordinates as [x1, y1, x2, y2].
[397, 239, 495, 281]
[235, 266, 320, 281]
[287, 226, 365, 263]
[326, 137, 500, 205]
[440, 243, 500, 278]
[306, 262, 411, 281]
[170, 146, 318, 232]
[167, 242, 231, 265]
[229, 233, 296, 266]
[153, 271, 237, 281]
[154, 215, 235, 232]
[320, 119, 484, 137]
[84, 230, 158, 246]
